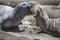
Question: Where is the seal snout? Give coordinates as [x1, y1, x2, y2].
[19, 2, 33, 9]
[27, 3, 33, 9]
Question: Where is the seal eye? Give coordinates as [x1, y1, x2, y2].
[23, 4, 26, 6]
[22, 4, 27, 8]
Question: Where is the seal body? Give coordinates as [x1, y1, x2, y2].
[0, 5, 14, 24]
[28, 1, 60, 37]
[0, 5, 14, 30]
[0, 2, 32, 31]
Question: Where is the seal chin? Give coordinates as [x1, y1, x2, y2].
[29, 6, 37, 16]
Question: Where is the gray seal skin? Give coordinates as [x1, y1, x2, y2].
[0, 2, 32, 31]
[28, 1, 60, 37]
[0, 5, 14, 24]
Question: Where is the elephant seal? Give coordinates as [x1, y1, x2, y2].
[0, 2, 32, 31]
[27, 1, 60, 37]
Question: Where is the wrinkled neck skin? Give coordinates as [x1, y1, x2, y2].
[33, 4, 50, 32]
[34, 4, 60, 36]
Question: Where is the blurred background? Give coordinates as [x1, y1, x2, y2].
[0, 0, 60, 7]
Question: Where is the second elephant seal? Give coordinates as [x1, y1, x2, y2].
[28, 1, 60, 37]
